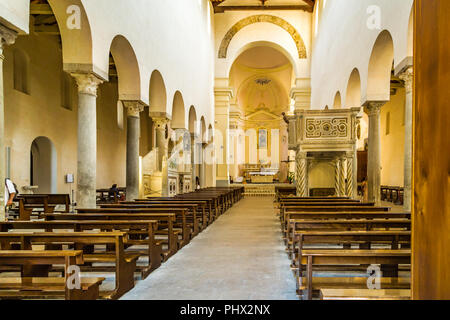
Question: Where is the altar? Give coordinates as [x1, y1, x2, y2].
[250, 173, 274, 183]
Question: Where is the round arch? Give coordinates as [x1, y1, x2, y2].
[366, 30, 395, 101]
[188, 106, 198, 134]
[345, 68, 362, 107]
[47, 0, 96, 76]
[149, 70, 167, 113]
[171, 91, 186, 129]
[200, 117, 207, 143]
[30, 136, 57, 194]
[110, 35, 141, 101]
[218, 15, 307, 60]
[333, 91, 342, 109]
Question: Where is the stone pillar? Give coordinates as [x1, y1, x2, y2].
[399, 67, 413, 212]
[214, 87, 233, 187]
[123, 101, 144, 201]
[71, 73, 104, 208]
[290, 79, 311, 111]
[152, 117, 169, 171]
[365, 101, 385, 205]
[295, 151, 307, 197]
[200, 142, 207, 187]
[0, 25, 17, 222]
[346, 152, 354, 198]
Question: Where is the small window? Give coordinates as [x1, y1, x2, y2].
[13, 49, 29, 94]
[386, 112, 391, 135]
[117, 100, 124, 130]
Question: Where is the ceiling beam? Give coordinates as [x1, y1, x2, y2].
[214, 5, 313, 13]
[30, 3, 53, 15]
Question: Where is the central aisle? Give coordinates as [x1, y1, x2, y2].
[121, 196, 298, 300]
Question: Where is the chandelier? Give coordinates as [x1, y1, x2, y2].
[255, 78, 271, 86]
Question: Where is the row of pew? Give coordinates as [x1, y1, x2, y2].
[277, 195, 411, 300]
[0, 186, 244, 300]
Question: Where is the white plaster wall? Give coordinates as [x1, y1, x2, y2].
[0, 0, 29, 33]
[214, 10, 312, 80]
[310, 0, 413, 109]
[79, 0, 215, 127]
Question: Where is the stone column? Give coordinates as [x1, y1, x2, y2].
[295, 151, 307, 197]
[346, 152, 354, 198]
[365, 102, 385, 205]
[152, 117, 169, 171]
[200, 142, 207, 187]
[71, 73, 103, 208]
[0, 25, 17, 222]
[290, 79, 311, 111]
[123, 101, 144, 201]
[191, 133, 199, 189]
[399, 67, 413, 212]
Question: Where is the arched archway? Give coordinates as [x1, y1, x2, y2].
[30, 137, 57, 194]
[149, 70, 167, 113]
[218, 15, 307, 59]
[366, 30, 395, 101]
[333, 91, 342, 109]
[346, 68, 362, 107]
[110, 35, 141, 101]
[188, 106, 198, 134]
[171, 91, 186, 129]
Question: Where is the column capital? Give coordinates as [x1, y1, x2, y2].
[0, 24, 17, 49]
[152, 117, 170, 128]
[296, 150, 307, 160]
[363, 101, 386, 116]
[398, 66, 413, 94]
[123, 100, 145, 117]
[71, 73, 103, 96]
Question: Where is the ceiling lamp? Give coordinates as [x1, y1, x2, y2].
[255, 78, 271, 86]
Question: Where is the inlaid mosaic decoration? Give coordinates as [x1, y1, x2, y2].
[305, 118, 348, 138]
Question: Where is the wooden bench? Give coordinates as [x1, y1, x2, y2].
[299, 249, 411, 300]
[0, 232, 139, 299]
[44, 213, 178, 260]
[0, 250, 104, 300]
[286, 218, 411, 255]
[77, 207, 191, 248]
[320, 288, 411, 300]
[0, 220, 162, 278]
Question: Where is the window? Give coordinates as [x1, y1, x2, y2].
[13, 49, 29, 94]
[117, 100, 124, 130]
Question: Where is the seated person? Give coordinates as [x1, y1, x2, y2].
[108, 184, 120, 200]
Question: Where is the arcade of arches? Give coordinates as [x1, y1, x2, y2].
[0, 0, 448, 300]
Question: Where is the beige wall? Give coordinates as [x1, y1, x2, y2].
[4, 33, 128, 194]
[380, 88, 405, 187]
[308, 162, 334, 189]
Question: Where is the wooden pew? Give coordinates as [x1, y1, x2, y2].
[0, 220, 162, 278]
[0, 250, 105, 300]
[320, 288, 411, 300]
[286, 218, 411, 257]
[298, 249, 411, 300]
[102, 203, 204, 236]
[0, 232, 138, 299]
[77, 207, 191, 248]
[15, 195, 56, 214]
[44, 213, 178, 260]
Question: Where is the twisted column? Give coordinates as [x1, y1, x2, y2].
[339, 156, 346, 197]
[346, 153, 354, 198]
[296, 151, 307, 197]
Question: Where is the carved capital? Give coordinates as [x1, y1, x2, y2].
[153, 117, 170, 128]
[0, 24, 17, 48]
[71, 73, 103, 96]
[123, 101, 145, 117]
[399, 66, 413, 94]
[364, 101, 385, 116]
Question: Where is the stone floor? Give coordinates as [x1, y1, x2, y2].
[121, 196, 299, 300]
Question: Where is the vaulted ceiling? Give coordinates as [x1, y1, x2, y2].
[210, 0, 315, 13]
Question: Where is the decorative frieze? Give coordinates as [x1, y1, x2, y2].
[305, 118, 348, 138]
